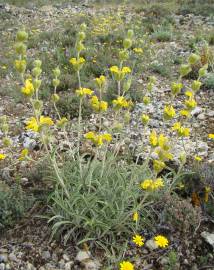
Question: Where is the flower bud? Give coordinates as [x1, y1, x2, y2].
[32, 100, 43, 111]
[80, 23, 87, 32]
[56, 117, 68, 128]
[16, 30, 28, 42]
[52, 78, 60, 87]
[1, 123, 9, 133]
[179, 64, 192, 77]
[123, 38, 132, 49]
[33, 60, 42, 68]
[119, 50, 129, 61]
[149, 76, 156, 84]
[53, 67, 61, 77]
[147, 82, 153, 92]
[32, 67, 42, 77]
[2, 137, 12, 147]
[14, 42, 27, 55]
[127, 29, 134, 39]
[76, 41, 85, 52]
[143, 96, 150, 105]
[33, 79, 42, 89]
[141, 114, 150, 125]
[199, 66, 208, 77]
[188, 53, 200, 65]
[77, 31, 86, 41]
[51, 93, 60, 103]
[191, 80, 202, 92]
[14, 59, 26, 73]
[171, 82, 183, 95]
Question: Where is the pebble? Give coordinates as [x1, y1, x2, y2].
[65, 261, 74, 270]
[0, 263, 5, 270]
[0, 255, 7, 263]
[75, 250, 91, 262]
[8, 253, 17, 262]
[42, 250, 51, 260]
[145, 239, 158, 251]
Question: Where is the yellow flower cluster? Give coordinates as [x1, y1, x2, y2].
[14, 59, 26, 73]
[141, 178, 164, 190]
[163, 105, 176, 120]
[112, 96, 132, 110]
[69, 57, 85, 71]
[208, 133, 214, 139]
[172, 122, 190, 137]
[21, 79, 34, 96]
[75, 87, 94, 97]
[26, 116, 54, 132]
[90, 96, 108, 112]
[95, 75, 106, 88]
[85, 131, 112, 146]
[110, 66, 131, 81]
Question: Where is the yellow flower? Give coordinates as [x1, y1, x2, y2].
[153, 178, 164, 189]
[85, 132, 112, 146]
[120, 261, 134, 270]
[150, 130, 158, 147]
[56, 117, 68, 128]
[156, 149, 173, 161]
[141, 114, 150, 125]
[153, 160, 166, 173]
[112, 96, 130, 110]
[194, 155, 202, 161]
[158, 134, 170, 151]
[0, 153, 6, 160]
[180, 109, 190, 117]
[141, 178, 164, 190]
[95, 75, 106, 88]
[185, 98, 197, 110]
[14, 59, 26, 73]
[110, 66, 131, 80]
[154, 235, 169, 248]
[40, 116, 54, 126]
[143, 96, 150, 105]
[163, 105, 175, 120]
[172, 122, 190, 137]
[185, 91, 194, 97]
[133, 47, 143, 54]
[26, 116, 53, 132]
[26, 117, 39, 132]
[132, 234, 144, 247]
[121, 67, 131, 74]
[133, 212, 138, 222]
[141, 179, 153, 190]
[90, 96, 108, 112]
[21, 79, 34, 96]
[19, 148, 29, 161]
[69, 57, 85, 71]
[171, 82, 182, 95]
[208, 134, 214, 139]
[76, 87, 94, 97]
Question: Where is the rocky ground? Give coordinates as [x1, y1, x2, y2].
[0, 1, 214, 270]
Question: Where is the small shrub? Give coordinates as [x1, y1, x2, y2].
[0, 184, 34, 230]
[151, 29, 172, 42]
[49, 156, 151, 248]
[203, 73, 214, 90]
